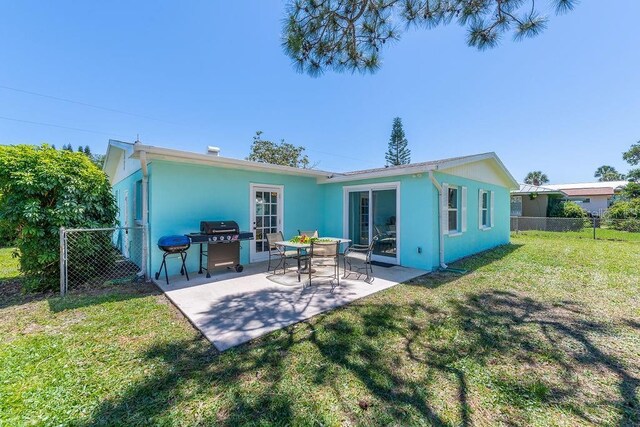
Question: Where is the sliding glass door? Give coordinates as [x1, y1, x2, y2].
[346, 185, 398, 264]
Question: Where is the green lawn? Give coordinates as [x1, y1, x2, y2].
[1, 235, 639, 426]
[515, 227, 640, 242]
[0, 246, 19, 281]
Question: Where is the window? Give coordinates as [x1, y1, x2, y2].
[481, 191, 489, 227]
[479, 190, 494, 229]
[134, 179, 143, 221]
[568, 197, 590, 204]
[448, 187, 458, 232]
[510, 196, 522, 216]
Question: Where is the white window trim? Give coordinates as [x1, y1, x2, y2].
[446, 185, 460, 235]
[461, 186, 467, 232]
[478, 189, 494, 230]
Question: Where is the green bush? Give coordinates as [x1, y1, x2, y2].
[0, 194, 18, 245]
[605, 200, 640, 232]
[0, 219, 17, 246]
[549, 201, 587, 219]
[0, 145, 117, 291]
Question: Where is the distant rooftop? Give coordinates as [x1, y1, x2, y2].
[545, 181, 628, 191]
[511, 184, 566, 196]
[562, 188, 616, 197]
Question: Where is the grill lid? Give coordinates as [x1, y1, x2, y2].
[200, 220, 240, 235]
[158, 235, 191, 248]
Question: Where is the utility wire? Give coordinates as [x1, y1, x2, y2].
[1, 84, 381, 168]
[0, 84, 179, 125]
[304, 146, 379, 167]
[0, 115, 127, 138]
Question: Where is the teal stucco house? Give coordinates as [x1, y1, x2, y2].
[103, 140, 518, 278]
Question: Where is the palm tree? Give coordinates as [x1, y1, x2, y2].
[524, 171, 549, 186]
[594, 165, 625, 182]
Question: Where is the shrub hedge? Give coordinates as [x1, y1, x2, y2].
[0, 145, 117, 291]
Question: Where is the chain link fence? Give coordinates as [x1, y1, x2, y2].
[60, 226, 147, 295]
[511, 216, 640, 242]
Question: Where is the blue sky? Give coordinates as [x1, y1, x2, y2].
[1, 1, 639, 183]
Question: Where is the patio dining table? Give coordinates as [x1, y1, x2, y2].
[274, 237, 352, 282]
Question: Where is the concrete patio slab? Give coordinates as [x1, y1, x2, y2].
[154, 261, 427, 351]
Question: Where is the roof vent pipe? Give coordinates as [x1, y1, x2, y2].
[207, 146, 220, 156]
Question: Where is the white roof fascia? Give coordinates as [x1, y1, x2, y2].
[319, 164, 436, 183]
[131, 144, 332, 178]
[321, 152, 519, 189]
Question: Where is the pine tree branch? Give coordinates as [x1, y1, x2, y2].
[283, 0, 577, 74]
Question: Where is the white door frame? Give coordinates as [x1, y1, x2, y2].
[342, 182, 400, 265]
[249, 183, 284, 262]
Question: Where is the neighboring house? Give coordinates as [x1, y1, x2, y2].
[510, 184, 567, 217]
[103, 140, 518, 278]
[545, 181, 628, 216]
[511, 181, 628, 217]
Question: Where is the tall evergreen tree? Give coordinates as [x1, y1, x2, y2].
[385, 117, 410, 166]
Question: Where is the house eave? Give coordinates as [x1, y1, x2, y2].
[130, 144, 333, 178]
[320, 152, 519, 189]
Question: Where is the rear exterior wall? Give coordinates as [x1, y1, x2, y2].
[148, 160, 323, 276]
[113, 160, 512, 277]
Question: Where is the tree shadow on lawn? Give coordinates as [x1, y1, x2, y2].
[0, 278, 155, 312]
[0, 279, 56, 309]
[405, 242, 525, 290]
[81, 288, 638, 424]
[45, 282, 160, 313]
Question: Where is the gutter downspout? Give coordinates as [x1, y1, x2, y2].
[139, 149, 150, 280]
[429, 171, 448, 269]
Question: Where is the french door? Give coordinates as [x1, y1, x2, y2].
[344, 183, 399, 264]
[250, 184, 283, 262]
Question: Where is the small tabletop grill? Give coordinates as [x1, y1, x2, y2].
[187, 220, 254, 278]
[155, 235, 190, 285]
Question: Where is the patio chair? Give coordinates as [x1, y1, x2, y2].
[265, 232, 301, 275]
[307, 240, 340, 286]
[374, 225, 396, 254]
[297, 229, 319, 260]
[343, 236, 378, 283]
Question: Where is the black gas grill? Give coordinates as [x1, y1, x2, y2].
[187, 220, 254, 278]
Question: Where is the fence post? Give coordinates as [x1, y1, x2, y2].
[59, 227, 67, 296]
[593, 217, 596, 240]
